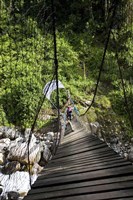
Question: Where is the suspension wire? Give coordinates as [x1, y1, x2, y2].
[115, 1, 133, 130]
[28, 4, 55, 135]
[27, 73, 56, 185]
[27, 24, 56, 185]
[26, 1, 57, 185]
[81, 0, 120, 116]
[51, 0, 61, 154]
[117, 56, 133, 130]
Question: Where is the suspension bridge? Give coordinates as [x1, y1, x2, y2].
[24, 118, 133, 200]
[1, 0, 133, 199]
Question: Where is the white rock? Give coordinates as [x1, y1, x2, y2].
[31, 163, 43, 175]
[0, 138, 10, 153]
[46, 132, 54, 141]
[90, 122, 100, 134]
[0, 153, 5, 165]
[0, 171, 33, 198]
[43, 144, 51, 162]
[8, 135, 41, 164]
[131, 138, 133, 143]
[128, 151, 133, 162]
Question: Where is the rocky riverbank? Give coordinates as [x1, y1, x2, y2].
[90, 122, 133, 163]
[0, 126, 60, 200]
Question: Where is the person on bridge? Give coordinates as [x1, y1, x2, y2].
[66, 106, 73, 121]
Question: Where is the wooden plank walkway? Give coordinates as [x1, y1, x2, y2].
[24, 123, 133, 200]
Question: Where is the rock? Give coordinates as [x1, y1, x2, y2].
[39, 144, 51, 166]
[9, 137, 24, 150]
[46, 132, 54, 142]
[1, 127, 19, 140]
[2, 161, 21, 174]
[45, 140, 52, 148]
[110, 137, 118, 144]
[8, 135, 41, 164]
[23, 128, 31, 141]
[128, 146, 133, 162]
[131, 138, 133, 143]
[85, 100, 92, 106]
[0, 185, 3, 194]
[90, 122, 100, 134]
[128, 152, 133, 162]
[8, 191, 19, 200]
[123, 152, 128, 160]
[1, 195, 6, 200]
[0, 138, 10, 153]
[30, 163, 43, 175]
[124, 143, 129, 147]
[0, 132, 3, 139]
[96, 130, 103, 139]
[0, 153, 5, 165]
[0, 171, 32, 199]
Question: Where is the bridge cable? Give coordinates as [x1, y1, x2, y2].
[51, 0, 61, 153]
[115, 2, 133, 130]
[26, 1, 56, 185]
[81, 0, 120, 116]
[117, 56, 133, 130]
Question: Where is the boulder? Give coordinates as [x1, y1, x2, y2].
[8, 191, 19, 200]
[128, 146, 133, 162]
[131, 138, 133, 143]
[0, 127, 19, 140]
[8, 135, 41, 164]
[39, 144, 51, 166]
[0, 138, 10, 153]
[0, 153, 5, 165]
[0, 132, 3, 139]
[2, 161, 21, 174]
[0, 171, 32, 199]
[90, 122, 100, 134]
[30, 163, 43, 175]
[46, 132, 54, 141]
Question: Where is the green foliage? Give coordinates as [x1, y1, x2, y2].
[0, 7, 44, 128]
[110, 81, 133, 118]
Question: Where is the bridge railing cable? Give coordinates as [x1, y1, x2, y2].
[81, 0, 120, 116]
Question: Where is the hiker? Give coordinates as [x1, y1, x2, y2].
[66, 106, 72, 121]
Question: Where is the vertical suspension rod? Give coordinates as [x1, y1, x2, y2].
[51, 0, 60, 129]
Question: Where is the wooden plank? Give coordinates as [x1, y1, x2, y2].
[58, 138, 104, 151]
[44, 156, 126, 173]
[33, 165, 133, 187]
[51, 189, 133, 200]
[49, 189, 133, 200]
[56, 140, 105, 156]
[40, 150, 117, 171]
[61, 129, 88, 142]
[41, 159, 131, 178]
[54, 143, 108, 159]
[24, 124, 133, 200]
[29, 175, 133, 194]
[109, 198, 133, 200]
[39, 154, 125, 178]
[24, 181, 133, 199]
[39, 162, 130, 180]
[43, 151, 120, 168]
[59, 135, 96, 148]
[50, 149, 116, 165]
